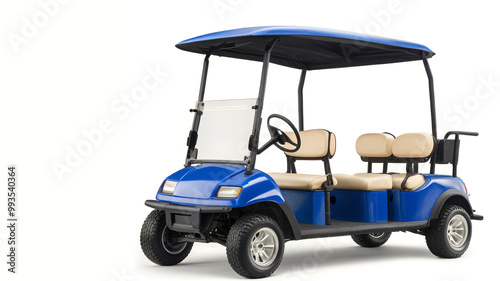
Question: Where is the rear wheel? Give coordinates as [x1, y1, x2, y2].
[140, 209, 193, 265]
[226, 214, 284, 278]
[425, 204, 471, 258]
[352, 232, 391, 247]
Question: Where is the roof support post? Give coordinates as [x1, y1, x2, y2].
[245, 38, 280, 175]
[197, 52, 211, 103]
[298, 69, 307, 131]
[422, 53, 437, 174]
[192, 52, 212, 133]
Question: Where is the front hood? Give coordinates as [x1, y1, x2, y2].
[169, 164, 246, 199]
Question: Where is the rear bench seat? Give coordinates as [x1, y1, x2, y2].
[390, 133, 434, 190]
[335, 133, 434, 191]
[334, 173, 391, 191]
[334, 133, 393, 191]
[332, 133, 394, 222]
[391, 174, 426, 190]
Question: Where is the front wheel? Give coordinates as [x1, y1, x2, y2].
[425, 204, 472, 258]
[140, 209, 193, 265]
[352, 232, 392, 247]
[226, 215, 285, 278]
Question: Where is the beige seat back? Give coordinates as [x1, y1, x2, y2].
[356, 133, 394, 158]
[392, 133, 434, 159]
[391, 133, 434, 190]
[283, 129, 336, 159]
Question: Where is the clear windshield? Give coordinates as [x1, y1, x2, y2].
[195, 98, 257, 162]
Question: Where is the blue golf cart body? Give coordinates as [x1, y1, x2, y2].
[140, 26, 483, 278]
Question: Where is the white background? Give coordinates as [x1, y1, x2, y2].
[1, 0, 499, 280]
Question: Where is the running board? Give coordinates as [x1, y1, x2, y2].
[299, 220, 428, 239]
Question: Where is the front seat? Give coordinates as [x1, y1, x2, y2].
[267, 129, 336, 191]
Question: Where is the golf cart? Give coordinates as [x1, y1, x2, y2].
[140, 26, 483, 278]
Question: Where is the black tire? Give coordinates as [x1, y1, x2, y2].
[140, 209, 193, 265]
[425, 204, 472, 258]
[226, 215, 285, 278]
[352, 232, 392, 247]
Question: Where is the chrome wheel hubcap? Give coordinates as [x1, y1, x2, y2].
[447, 214, 468, 251]
[249, 227, 279, 267]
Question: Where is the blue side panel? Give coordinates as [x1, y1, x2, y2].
[388, 190, 399, 221]
[388, 174, 467, 222]
[331, 190, 388, 223]
[281, 190, 325, 225]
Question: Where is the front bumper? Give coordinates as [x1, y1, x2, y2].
[145, 200, 232, 233]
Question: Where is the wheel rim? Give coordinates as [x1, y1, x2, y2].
[249, 227, 279, 267]
[369, 232, 385, 239]
[162, 226, 187, 255]
[447, 214, 469, 251]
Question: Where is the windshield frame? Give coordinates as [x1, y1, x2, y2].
[189, 98, 258, 164]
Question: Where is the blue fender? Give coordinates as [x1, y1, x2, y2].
[389, 174, 469, 222]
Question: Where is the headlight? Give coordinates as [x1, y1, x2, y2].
[161, 180, 177, 194]
[216, 186, 242, 198]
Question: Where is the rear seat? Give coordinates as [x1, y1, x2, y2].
[392, 133, 434, 159]
[390, 133, 434, 190]
[391, 174, 425, 190]
[334, 173, 391, 191]
[334, 133, 393, 191]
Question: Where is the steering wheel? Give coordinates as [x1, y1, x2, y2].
[267, 114, 301, 153]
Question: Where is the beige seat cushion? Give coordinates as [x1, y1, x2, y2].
[283, 129, 336, 159]
[391, 174, 426, 191]
[356, 133, 394, 157]
[267, 172, 337, 191]
[333, 173, 392, 191]
[392, 133, 434, 158]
